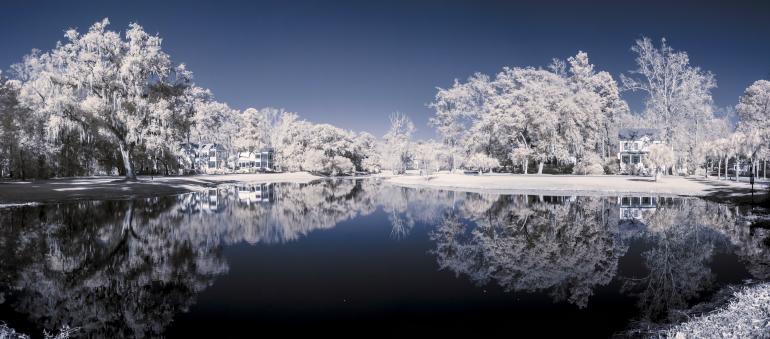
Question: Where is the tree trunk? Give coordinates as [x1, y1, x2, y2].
[735, 157, 739, 182]
[707, 160, 711, 178]
[537, 161, 544, 175]
[717, 159, 721, 180]
[119, 141, 136, 180]
[724, 157, 728, 180]
[523, 157, 528, 174]
[764, 160, 767, 179]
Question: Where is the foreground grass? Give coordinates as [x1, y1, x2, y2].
[663, 283, 770, 338]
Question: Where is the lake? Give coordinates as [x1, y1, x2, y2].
[0, 179, 768, 337]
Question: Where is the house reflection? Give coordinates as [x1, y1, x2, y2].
[236, 183, 274, 205]
[619, 195, 657, 221]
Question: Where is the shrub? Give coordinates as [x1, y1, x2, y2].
[302, 150, 354, 176]
[573, 154, 605, 175]
[465, 153, 500, 174]
[603, 158, 619, 175]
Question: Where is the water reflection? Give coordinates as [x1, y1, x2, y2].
[430, 195, 626, 308]
[0, 179, 768, 336]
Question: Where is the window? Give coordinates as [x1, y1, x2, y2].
[632, 155, 640, 164]
[209, 150, 216, 158]
[209, 161, 216, 168]
[621, 197, 630, 206]
[622, 142, 629, 151]
[622, 155, 630, 164]
[642, 197, 651, 205]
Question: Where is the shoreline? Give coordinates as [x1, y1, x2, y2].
[386, 173, 770, 201]
[0, 172, 767, 205]
[0, 172, 322, 205]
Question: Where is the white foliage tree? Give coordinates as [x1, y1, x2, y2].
[430, 52, 627, 175]
[15, 18, 193, 179]
[233, 107, 278, 152]
[644, 144, 675, 181]
[270, 111, 311, 171]
[621, 37, 717, 174]
[466, 153, 500, 174]
[383, 112, 415, 174]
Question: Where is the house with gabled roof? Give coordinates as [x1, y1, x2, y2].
[617, 128, 663, 174]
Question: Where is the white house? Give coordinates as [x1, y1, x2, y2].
[236, 148, 274, 172]
[617, 128, 663, 173]
[201, 144, 228, 170]
[178, 143, 229, 173]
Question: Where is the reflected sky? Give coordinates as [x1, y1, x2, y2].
[0, 180, 768, 337]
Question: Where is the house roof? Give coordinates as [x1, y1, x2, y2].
[618, 128, 660, 141]
[200, 143, 225, 151]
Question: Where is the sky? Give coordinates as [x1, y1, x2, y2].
[1, 0, 769, 138]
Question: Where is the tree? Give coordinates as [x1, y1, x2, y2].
[15, 19, 197, 179]
[352, 132, 382, 173]
[621, 37, 716, 174]
[573, 152, 605, 175]
[564, 52, 628, 161]
[301, 149, 354, 176]
[728, 132, 747, 181]
[644, 144, 675, 181]
[735, 80, 770, 178]
[270, 111, 311, 171]
[479, 67, 568, 174]
[428, 75, 486, 172]
[466, 153, 500, 174]
[412, 140, 441, 176]
[708, 138, 730, 180]
[233, 107, 276, 152]
[429, 52, 627, 175]
[736, 80, 770, 134]
[383, 112, 415, 174]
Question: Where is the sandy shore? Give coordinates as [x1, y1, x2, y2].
[0, 172, 321, 204]
[386, 173, 768, 198]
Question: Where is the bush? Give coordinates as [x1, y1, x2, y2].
[302, 150, 354, 176]
[573, 154, 605, 175]
[603, 158, 619, 175]
[465, 153, 500, 174]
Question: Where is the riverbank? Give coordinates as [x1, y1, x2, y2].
[0, 172, 322, 204]
[386, 173, 768, 200]
[2, 172, 767, 205]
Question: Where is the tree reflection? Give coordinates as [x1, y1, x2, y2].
[425, 191, 770, 322]
[0, 199, 228, 338]
[0, 180, 384, 337]
[430, 194, 626, 308]
[0, 180, 768, 335]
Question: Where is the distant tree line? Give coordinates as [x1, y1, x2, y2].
[422, 38, 769, 177]
[1, 19, 768, 179]
[0, 19, 382, 179]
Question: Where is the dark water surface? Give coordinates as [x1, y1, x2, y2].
[0, 179, 768, 337]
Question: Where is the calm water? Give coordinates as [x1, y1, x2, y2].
[0, 179, 768, 337]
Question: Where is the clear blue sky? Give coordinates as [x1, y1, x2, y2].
[2, 0, 769, 138]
